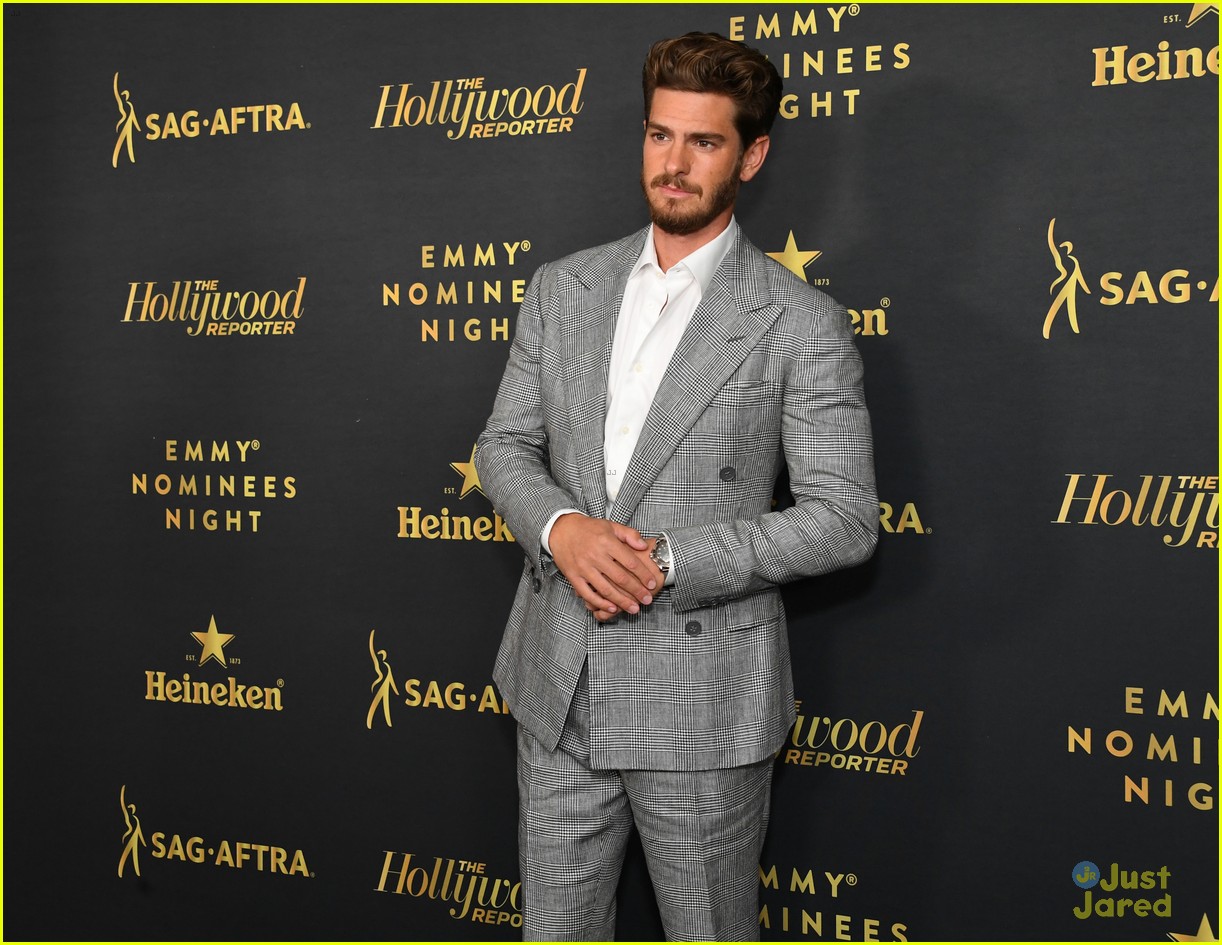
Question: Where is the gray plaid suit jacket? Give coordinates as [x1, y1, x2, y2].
[476, 225, 877, 771]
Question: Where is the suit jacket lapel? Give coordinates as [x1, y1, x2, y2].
[608, 233, 782, 522]
[562, 228, 649, 519]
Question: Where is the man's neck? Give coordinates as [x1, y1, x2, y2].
[652, 209, 734, 272]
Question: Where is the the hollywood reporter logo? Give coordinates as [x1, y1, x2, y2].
[1054, 474, 1219, 549]
[122, 278, 306, 338]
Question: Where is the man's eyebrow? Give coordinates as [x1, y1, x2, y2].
[645, 120, 729, 143]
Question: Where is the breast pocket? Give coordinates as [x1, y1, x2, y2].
[698, 380, 783, 438]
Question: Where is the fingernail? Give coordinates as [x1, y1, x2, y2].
[642, 595, 652, 605]
[647, 580, 657, 590]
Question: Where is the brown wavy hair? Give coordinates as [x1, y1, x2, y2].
[642, 32, 783, 147]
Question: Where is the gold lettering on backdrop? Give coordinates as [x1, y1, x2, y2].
[139, 614, 288, 716]
[121, 278, 306, 338]
[131, 438, 298, 534]
[1053, 474, 1220, 548]
[757, 860, 910, 939]
[374, 851, 522, 928]
[126, 794, 312, 878]
[729, 7, 913, 118]
[764, 231, 895, 333]
[109, 73, 310, 166]
[1039, 221, 1216, 336]
[1068, 687, 1217, 812]
[1092, 40, 1219, 86]
[143, 104, 306, 139]
[372, 71, 586, 140]
[396, 507, 514, 543]
[397, 450, 514, 542]
[781, 703, 924, 773]
[383, 240, 531, 344]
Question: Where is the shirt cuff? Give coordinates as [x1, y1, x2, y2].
[541, 508, 583, 556]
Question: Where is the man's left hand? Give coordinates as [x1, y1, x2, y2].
[586, 538, 661, 622]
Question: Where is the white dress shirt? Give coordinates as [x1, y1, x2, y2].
[541, 219, 739, 567]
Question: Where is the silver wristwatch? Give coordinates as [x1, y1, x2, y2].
[649, 535, 672, 574]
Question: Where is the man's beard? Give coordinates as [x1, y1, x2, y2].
[641, 159, 742, 236]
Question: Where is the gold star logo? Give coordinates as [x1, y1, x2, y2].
[449, 444, 484, 499]
[191, 615, 235, 668]
[766, 231, 822, 282]
[1186, 3, 1218, 27]
[1168, 909, 1217, 938]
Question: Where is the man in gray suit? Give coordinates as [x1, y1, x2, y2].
[476, 31, 877, 942]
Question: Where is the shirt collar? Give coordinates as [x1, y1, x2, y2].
[630, 218, 739, 293]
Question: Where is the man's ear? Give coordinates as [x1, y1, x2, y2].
[739, 135, 770, 182]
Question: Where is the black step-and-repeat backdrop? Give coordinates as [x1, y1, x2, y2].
[3, 4, 1218, 941]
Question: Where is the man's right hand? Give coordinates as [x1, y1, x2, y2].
[548, 513, 661, 618]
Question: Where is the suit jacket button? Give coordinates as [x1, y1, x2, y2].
[719, 466, 736, 482]
[685, 620, 702, 636]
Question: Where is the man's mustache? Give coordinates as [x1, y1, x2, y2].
[650, 173, 702, 196]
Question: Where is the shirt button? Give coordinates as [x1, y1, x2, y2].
[634, 363, 643, 373]
[620, 426, 630, 435]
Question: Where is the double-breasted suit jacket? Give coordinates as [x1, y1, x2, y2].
[476, 225, 877, 772]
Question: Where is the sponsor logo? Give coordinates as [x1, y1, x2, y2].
[111, 72, 309, 166]
[1092, 2, 1219, 87]
[1053, 474, 1219, 549]
[781, 701, 923, 775]
[117, 784, 146, 878]
[144, 614, 285, 712]
[767, 231, 824, 284]
[117, 786, 311, 879]
[122, 278, 306, 338]
[366, 629, 508, 730]
[372, 70, 587, 141]
[397, 445, 514, 542]
[1184, 3, 1219, 28]
[880, 501, 928, 534]
[766, 230, 897, 336]
[374, 850, 521, 929]
[1042, 219, 1218, 339]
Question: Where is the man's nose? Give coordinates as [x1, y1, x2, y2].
[664, 141, 689, 176]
